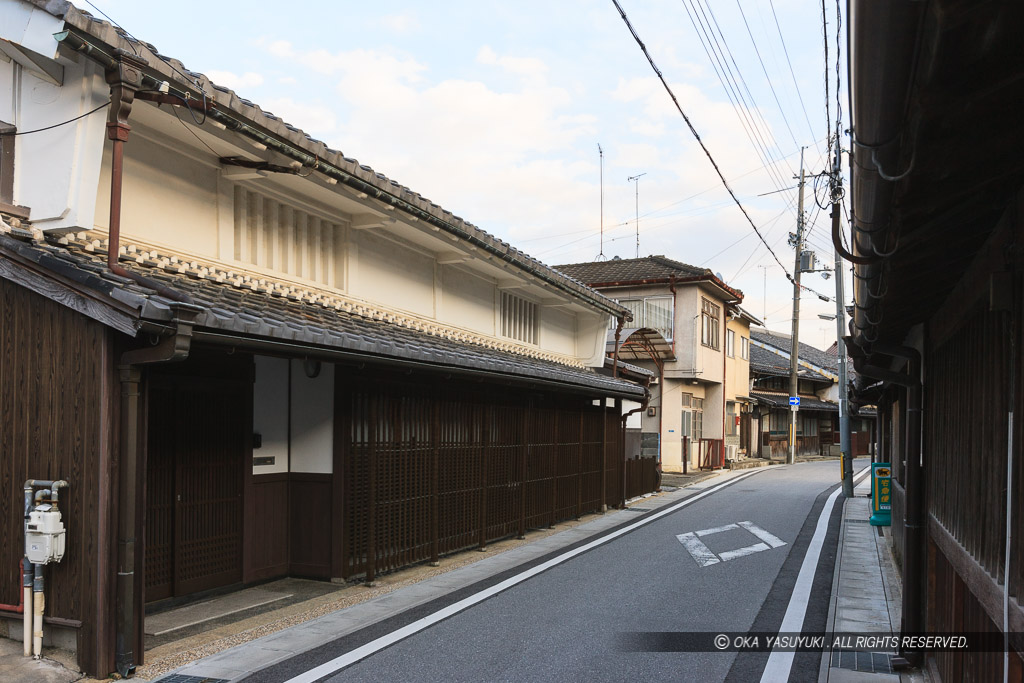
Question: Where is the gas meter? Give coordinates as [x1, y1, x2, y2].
[25, 503, 66, 564]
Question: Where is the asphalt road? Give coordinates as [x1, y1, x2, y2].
[245, 459, 866, 683]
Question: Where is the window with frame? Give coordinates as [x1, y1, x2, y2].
[615, 296, 674, 341]
[726, 329, 735, 357]
[726, 401, 738, 436]
[741, 336, 749, 360]
[701, 298, 720, 349]
[501, 291, 539, 345]
[693, 397, 704, 441]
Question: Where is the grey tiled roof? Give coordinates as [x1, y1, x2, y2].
[555, 255, 707, 284]
[749, 344, 834, 383]
[751, 390, 839, 412]
[0, 232, 644, 398]
[751, 328, 839, 374]
[38, 1, 628, 320]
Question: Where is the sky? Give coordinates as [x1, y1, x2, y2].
[89, 0, 851, 349]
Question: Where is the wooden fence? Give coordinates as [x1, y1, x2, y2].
[624, 456, 660, 500]
[338, 379, 626, 581]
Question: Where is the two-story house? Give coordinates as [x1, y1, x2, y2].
[555, 256, 760, 473]
[0, 2, 646, 676]
[748, 329, 874, 458]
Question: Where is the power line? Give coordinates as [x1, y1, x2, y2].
[734, 0, 802, 151]
[680, 0, 796, 204]
[0, 102, 109, 136]
[767, 0, 819, 154]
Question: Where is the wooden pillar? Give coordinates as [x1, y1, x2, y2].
[478, 404, 489, 550]
[430, 401, 440, 565]
[519, 401, 529, 538]
[576, 404, 583, 520]
[600, 400, 607, 513]
[366, 395, 377, 585]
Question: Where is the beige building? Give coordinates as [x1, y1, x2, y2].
[556, 256, 760, 472]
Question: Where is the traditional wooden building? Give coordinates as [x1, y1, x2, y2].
[847, 0, 1024, 676]
[0, 1, 645, 676]
[748, 329, 874, 459]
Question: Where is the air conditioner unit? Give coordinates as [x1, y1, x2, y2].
[726, 445, 739, 461]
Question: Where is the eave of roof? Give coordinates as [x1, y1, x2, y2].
[0, 228, 645, 399]
[37, 1, 630, 322]
[751, 390, 838, 412]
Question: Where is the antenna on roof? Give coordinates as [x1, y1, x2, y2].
[596, 143, 605, 261]
[627, 172, 646, 258]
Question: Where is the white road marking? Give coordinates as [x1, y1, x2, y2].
[678, 520, 788, 567]
[759, 465, 872, 683]
[676, 532, 721, 567]
[719, 542, 771, 562]
[695, 523, 740, 537]
[738, 520, 788, 549]
[282, 468, 768, 683]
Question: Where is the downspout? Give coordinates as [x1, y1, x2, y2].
[622, 378, 654, 488]
[115, 306, 197, 679]
[103, 55, 192, 305]
[612, 317, 624, 378]
[855, 343, 922, 668]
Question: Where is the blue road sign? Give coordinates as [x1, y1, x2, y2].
[789, 396, 800, 406]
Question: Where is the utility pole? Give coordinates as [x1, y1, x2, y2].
[628, 172, 646, 258]
[788, 148, 806, 466]
[832, 150, 854, 497]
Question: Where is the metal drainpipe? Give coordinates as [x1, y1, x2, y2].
[102, 56, 193, 305]
[114, 309, 196, 678]
[21, 484, 32, 657]
[856, 345, 923, 668]
[612, 317, 624, 378]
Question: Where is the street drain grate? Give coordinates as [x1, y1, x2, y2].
[830, 649, 895, 674]
[153, 675, 231, 683]
[846, 518, 870, 523]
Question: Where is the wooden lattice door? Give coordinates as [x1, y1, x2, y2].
[146, 375, 245, 601]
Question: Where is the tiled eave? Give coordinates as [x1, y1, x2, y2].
[0, 226, 645, 399]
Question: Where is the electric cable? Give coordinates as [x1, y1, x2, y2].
[0, 102, 110, 136]
[609, 2, 795, 280]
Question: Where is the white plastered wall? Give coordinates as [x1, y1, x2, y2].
[350, 229, 434, 317]
[252, 355, 289, 475]
[0, 41, 107, 231]
[289, 359, 334, 474]
[94, 131, 220, 255]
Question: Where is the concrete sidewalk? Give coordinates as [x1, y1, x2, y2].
[145, 468, 733, 682]
[819, 477, 926, 682]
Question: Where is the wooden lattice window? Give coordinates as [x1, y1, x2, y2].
[501, 291, 538, 345]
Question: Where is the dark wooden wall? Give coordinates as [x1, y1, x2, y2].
[334, 373, 625, 580]
[903, 196, 1024, 676]
[0, 277, 117, 675]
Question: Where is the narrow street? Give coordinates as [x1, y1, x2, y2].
[240, 459, 866, 683]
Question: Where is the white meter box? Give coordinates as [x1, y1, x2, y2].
[25, 505, 66, 564]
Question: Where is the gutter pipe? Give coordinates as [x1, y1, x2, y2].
[53, 29, 628, 322]
[845, 0, 925, 349]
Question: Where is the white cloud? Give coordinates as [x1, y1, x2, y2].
[259, 97, 337, 138]
[205, 70, 263, 91]
[258, 43, 594, 234]
[380, 12, 419, 34]
[476, 45, 549, 83]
